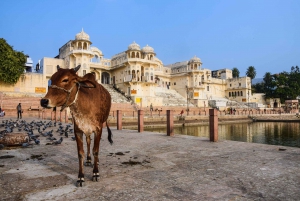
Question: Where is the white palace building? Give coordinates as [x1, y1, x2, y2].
[1, 29, 265, 109]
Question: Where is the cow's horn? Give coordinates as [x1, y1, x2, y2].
[74, 65, 81, 72]
[57, 65, 60, 70]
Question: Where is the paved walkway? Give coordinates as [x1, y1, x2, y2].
[0, 117, 300, 200]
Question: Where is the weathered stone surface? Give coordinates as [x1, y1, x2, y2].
[0, 117, 299, 200]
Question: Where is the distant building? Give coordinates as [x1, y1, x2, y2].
[24, 55, 33, 72]
[2, 29, 257, 108]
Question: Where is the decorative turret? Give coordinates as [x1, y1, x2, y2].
[127, 41, 141, 58]
[188, 55, 202, 70]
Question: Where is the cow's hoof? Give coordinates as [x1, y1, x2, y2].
[84, 160, 92, 167]
[77, 178, 85, 187]
[92, 173, 100, 182]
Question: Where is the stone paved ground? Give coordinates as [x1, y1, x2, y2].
[0, 117, 300, 201]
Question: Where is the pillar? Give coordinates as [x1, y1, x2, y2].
[209, 109, 218, 142]
[117, 110, 122, 130]
[138, 110, 144, 132]
[167, 110, 174, 136]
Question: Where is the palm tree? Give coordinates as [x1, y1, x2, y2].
[232, 67, 240, 78]
[246, 66, 256, 85]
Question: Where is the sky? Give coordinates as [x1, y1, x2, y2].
[0, 0, 299, 78]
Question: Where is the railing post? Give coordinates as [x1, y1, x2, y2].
[209, 109, 218, 142]
[138, 110, 144, 132]
[167, 110, 174, 136]
[117, 110, 122, 130]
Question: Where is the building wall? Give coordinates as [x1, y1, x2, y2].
[0, 73, 46, 97]
[1, 30, 255, 107]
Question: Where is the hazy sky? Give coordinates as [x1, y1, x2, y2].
[1, 0, 299, 78]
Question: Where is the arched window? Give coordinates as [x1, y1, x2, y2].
[237, 91, 240, 96]
[241, 91, 243, 96]
[131, 52, 135, 58]
[91, 55, 100, 63]
[229, 92, 231, 97]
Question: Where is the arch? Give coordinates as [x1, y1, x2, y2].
[136, 52, 140, 58]
[229, 92, 231, 97]
[91, 55, 100, 63]
[150, 55, 153, 60]
[78, 42, 83, 50]
[132, 70, 136, 79]
[241, 91, 243, 96]
[237, 91, 240, 96]
[83, 42, 88, 50]
[274, 100, 278, 108]
[131, 52, 135, 58]
[101, 72, 110, 84]
[137, 70, 140, 81]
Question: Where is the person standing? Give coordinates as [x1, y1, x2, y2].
[150, 103, 153, 112]
[17, 103, 22, 119]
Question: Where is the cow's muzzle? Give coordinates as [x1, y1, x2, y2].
[40, 99, 51, 108]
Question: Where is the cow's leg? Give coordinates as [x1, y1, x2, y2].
[92, 127, 102, 182]
[84, 135, 92, 166]
[75, 131, 85, 187]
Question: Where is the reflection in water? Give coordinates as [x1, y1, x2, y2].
[144, 122, 300, 148]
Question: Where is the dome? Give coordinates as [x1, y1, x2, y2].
[75, 28, 90, 41]
[189, 55, 201, 63]
[142, 44, 154, 53]
[128, 41, 140, 50]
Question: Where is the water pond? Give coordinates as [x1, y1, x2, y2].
[144, 122, 300, 148]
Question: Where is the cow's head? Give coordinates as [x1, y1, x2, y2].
[40, 65, 95, 110]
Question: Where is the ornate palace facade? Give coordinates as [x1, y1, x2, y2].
[1, 29, 254, 108]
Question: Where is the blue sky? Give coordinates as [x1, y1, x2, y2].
[0, 0, 299, 78]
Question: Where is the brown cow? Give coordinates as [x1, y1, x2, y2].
[40, 65, 113, 187]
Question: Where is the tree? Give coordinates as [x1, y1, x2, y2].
[252, 82, 264, 93]
[246, 66, 256, 81]
[263, 72, 275, 99]
[232, 67, 240, 78]
[0, 38, 26, 84]
[287, 66, 300, 99]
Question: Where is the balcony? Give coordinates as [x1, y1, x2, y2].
[69, 49, 94, 55]
[124, 75, 132, 82]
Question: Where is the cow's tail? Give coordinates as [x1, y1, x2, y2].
[106, 121, 113, 145]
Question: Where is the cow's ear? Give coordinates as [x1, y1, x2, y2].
[77, 80, 96, 88]
[74, 65, 81, 72]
